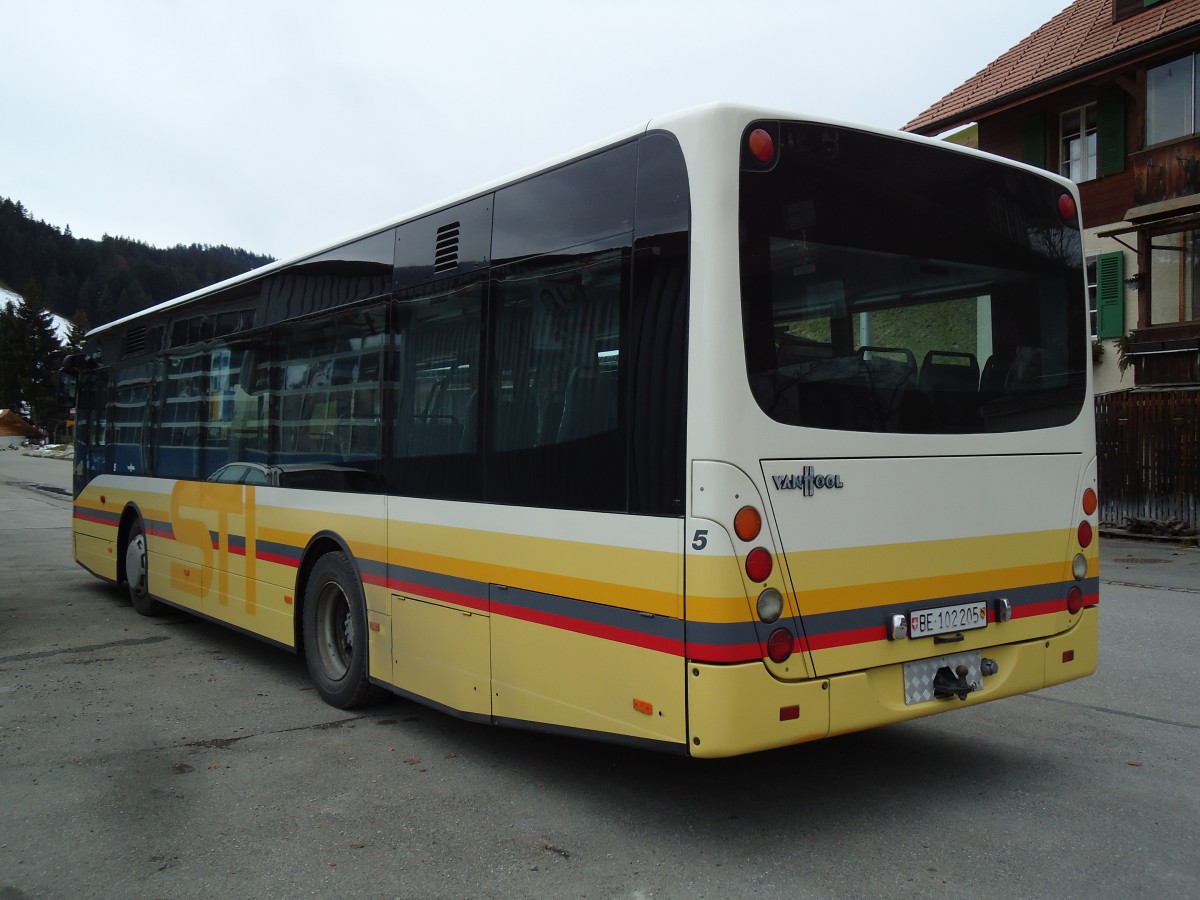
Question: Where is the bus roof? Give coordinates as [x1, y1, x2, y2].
[89, 102, 1069, 338]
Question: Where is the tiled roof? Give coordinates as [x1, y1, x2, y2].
[906, 0, 1200, 133]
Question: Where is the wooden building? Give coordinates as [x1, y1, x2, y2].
[907, 0, 1200, 393]
[907, 0, 1200, 530]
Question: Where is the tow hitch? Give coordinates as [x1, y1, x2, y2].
[933, 664, 979, 701]
[903, 653, 997, 706]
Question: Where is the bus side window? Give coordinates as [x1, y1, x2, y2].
[489, 249, 627, 511]
[391, 281, 484, 501]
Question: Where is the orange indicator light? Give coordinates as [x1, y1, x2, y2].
[734, 506, 762, 542]
[1082, 488, 1097, 516]
[633, 698, 653, 716]
[284, 595, 293, 605]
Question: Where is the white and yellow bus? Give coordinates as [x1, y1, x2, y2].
[63, 105, 1098, 757]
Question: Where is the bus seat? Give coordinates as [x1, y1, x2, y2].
[858, 346, 917, 429]
[557, 367, 615, 442]
[459, 391, 478, 452]
[495, 391, 539, 451]
[919, 350, 979, 431]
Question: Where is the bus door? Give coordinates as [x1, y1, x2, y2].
[73, 368, 109, 496]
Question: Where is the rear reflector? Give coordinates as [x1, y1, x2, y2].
[767, 627, 793, 663]
[1067, 586, 1084, 615]
[1078, 520, 1093, 548]
[745, 547, 773, 582]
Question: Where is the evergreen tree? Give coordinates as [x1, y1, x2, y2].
[0, 302, 20, 411]
[67, 308, 90, 351]
[13, 286, 65, 440]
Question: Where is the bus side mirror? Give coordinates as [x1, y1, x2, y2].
[58, 353, 94, 409]
[57, 367, 79, 410]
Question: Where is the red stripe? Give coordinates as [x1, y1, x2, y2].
[685, 642, 763, 663]
[73, 510, 117, 527]
[806, 625, 887, 651]
[381, 576, 489, 614]
[490, 599, 685, 656]
[1014, 599, 1064, 618]
[256, 551, 300, 568]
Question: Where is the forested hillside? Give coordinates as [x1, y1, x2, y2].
[0, 197, 274, 330]
[0, 196, 275, 442]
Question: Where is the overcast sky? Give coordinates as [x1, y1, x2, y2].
[3, 1, 1068, 263]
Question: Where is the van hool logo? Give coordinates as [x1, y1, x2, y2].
[771, 466, 845, 496]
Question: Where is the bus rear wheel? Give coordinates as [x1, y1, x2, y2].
[124, 519, 161, 617]
[302, 552, 380, 709]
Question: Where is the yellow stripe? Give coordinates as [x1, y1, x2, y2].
[783, 529, 1072, 610]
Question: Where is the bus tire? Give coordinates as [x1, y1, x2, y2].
[124, 519, 161, 617]
[302, 552, 380, 709]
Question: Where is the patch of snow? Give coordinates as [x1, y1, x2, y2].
[1, 287, 73, 344]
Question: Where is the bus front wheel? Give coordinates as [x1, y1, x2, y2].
[302, 552, 379, 709]
[124, 520, 160, 617]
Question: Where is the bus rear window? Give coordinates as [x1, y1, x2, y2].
[740, 122, 1088, 434]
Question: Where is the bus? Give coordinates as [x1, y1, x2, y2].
[61, 105, 1099, 757]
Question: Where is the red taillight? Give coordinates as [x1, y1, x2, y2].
[1077, 520, 1093, 549]
[1082, 488, 1097, 516]
[748, 128, 775, 164]
[1058, 193, 1077, 221]
[767, 627, 793, 663]
[745, 547, 773, 582]
[734, 506, 762, 542]
[1067, 586, 1084, 614]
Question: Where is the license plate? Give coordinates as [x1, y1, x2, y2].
[909, 601, 987, 638]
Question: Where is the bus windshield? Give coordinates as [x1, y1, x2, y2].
[740, 122, 1089, 434]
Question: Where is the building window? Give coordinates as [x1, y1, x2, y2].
[1060, 104, 1097, 182]
[1146, 53, 1200, 146]
[1149, 228, 1200, 325]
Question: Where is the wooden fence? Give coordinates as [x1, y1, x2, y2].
[1095, 388, 1199, 530]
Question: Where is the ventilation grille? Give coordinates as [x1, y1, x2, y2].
[122, 326, 147, 356]
[434, 221, 460, 273]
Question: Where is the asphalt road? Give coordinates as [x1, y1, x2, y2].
[1, 451, 1198, 899]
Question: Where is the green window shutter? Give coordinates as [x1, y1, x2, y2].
[1096, 251, 1125, 339]
[1098, 88, 1126, 176]
[1022, 114, 1046, 169]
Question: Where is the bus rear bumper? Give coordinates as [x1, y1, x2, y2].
[687, 607, 1098, 758]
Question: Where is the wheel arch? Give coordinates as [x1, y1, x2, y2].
[116, 502, 146, 587]
[292, 529, 363, 654]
